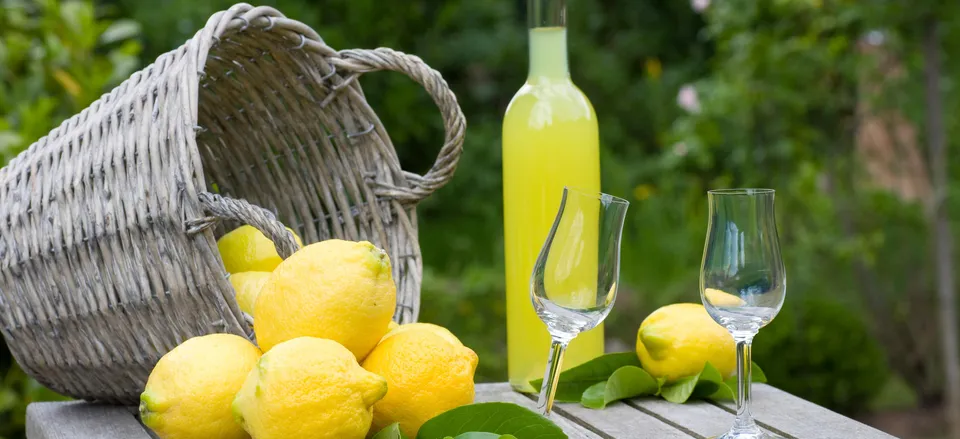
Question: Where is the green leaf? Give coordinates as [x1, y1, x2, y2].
[372, 423, 408, 439]
[753, 362, 768, 383]
[529, 352, 641, 402]
[690, 362, 724, 399]
[416, 402, 566, 439]
[581, 366, 659, 409]
[698, 362, 724, 385]
[581, 382, 607, 408]
[720, 362, 769, 400]
[655, 377, 667, 394]
[707, 383, 736, 401]
[660, 375, 700, 403]
[660, 362, 733, 403]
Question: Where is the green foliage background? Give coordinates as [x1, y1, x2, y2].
[3, 0, 960, 437]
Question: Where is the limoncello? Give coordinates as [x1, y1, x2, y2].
[502, 0, 604, 392]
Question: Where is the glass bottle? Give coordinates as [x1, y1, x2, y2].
[502, 0, 603, 391]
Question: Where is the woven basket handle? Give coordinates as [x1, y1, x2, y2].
[330, 48, 467, 203]
[186, 192, 301, 259]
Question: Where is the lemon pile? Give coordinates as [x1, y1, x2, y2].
[140, 227, 478, 439]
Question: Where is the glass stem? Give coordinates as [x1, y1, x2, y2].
[537, 336, 570, 415]
[733, 333, 760, 432]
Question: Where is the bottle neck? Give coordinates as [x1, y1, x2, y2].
[527, 0, 570, 80]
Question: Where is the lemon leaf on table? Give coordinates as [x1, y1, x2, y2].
[655, 377, 668, 391]
[661, 362, 727, 403]
[660, 375, 701, 404]
[373, 423, 409, 439]
[529, 352, 641, 402]
[692, 361, 725, 399]
[581, 365, 659, 409]
[416, 402, 566, 439]
[660, 361, 769, 403]
[708, 382, 736, 401]
[717, 362, 768, 400]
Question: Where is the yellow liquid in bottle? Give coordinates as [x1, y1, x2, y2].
[502, 27, 603, 392]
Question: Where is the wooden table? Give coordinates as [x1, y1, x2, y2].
[26, 383, 897, 439]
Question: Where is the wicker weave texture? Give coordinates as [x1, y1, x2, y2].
[0, 3, 465, 404]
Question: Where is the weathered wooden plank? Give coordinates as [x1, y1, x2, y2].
[555, 400, 694, 438]
[626, 397, 739, 438]
[715, 384, 898, 439]
[25, 383, 897, 439]
[476, 383, 603, 439]
[26, 401, 152, 439]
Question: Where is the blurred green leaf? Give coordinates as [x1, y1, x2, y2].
[99, 19, 140, 44]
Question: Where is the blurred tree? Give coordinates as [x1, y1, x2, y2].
[922, 11, 960, 439]
[754, 296, 889, 416]
[668, 0, 960, 422]
[0, 0, 141, 163]
[98, 0, 952, 418]
[1, 0, 958, 433]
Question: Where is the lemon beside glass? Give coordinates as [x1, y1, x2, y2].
[636, 303, 736, 382]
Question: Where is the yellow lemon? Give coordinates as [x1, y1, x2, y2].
[217, 225, 303, 274]
[704, 288, 746, 307]
[229, 271, 271, 317]
[387, 320, 400, 332]
[231, 337, 387, 439]
[636, 303, 735, 381]
[253, 240, 396, 358]
[140, 334, 261, 439]
[362, 323, 478, 438]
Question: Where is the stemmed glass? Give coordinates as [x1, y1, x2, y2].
[700, 189, 786, 439]
[531, 187, 630, 415]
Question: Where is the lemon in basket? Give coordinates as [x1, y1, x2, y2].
[253, 239, 396, 358]
[229, 271, 271, 316]
[362, 323, 478, 438]
[140, 334, 261, 439]
[217, 225, 303, 273]
[232, 337, 388, 439]
[635, 303, 735, 381]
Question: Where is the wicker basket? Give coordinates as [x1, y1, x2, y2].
[0, 3, 464, 404]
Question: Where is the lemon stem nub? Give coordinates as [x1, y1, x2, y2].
[138, 399, 151, 420]
[639, 327, 673, 360]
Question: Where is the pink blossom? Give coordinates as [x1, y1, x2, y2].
[676, 84, 701, 114]
[691, 0, 710, 13]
